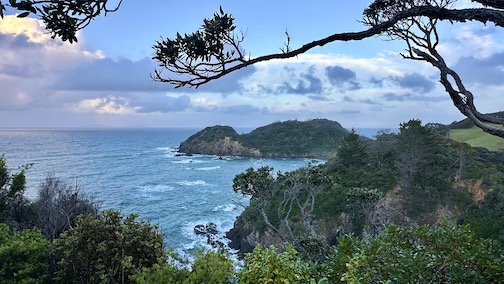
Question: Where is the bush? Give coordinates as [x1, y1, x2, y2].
[326, 223, 504, 283]
[0, 223, 50, 283]
[238, 245, 310, 283]
[53, 209, 166, 284]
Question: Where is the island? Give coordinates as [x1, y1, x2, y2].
[178, 119, 352, 159]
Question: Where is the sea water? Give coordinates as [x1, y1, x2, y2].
[0, 128, 323, 255]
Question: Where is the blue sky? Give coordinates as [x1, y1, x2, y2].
[0, 0, 503, 129]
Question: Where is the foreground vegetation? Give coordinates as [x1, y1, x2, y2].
[2, 118, 504, 283]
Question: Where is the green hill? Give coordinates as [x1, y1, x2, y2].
[179, 119, 351, 158]
[241, 119, 350, 158]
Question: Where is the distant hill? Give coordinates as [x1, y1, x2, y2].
[178, 119, 351, 158]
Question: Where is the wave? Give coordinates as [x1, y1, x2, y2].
[212, 203, 237, 212]
[177, 180, 207, 186]
[195, 166, 221, 171]
[171, 159, 205, 164]
[155, 146, 179, 157]
[138, 184, 174, 192]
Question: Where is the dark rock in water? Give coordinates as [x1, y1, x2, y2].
[175, 153, 193, 157]
[206, 222, 218, 235]
[207, 235, 225, 249]
[194, 222, 223, 249]
[194, 224, 207, 235]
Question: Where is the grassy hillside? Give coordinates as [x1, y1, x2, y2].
[449, 126, 504, 151]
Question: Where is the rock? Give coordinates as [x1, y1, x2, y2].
[225, 216, 256, 259]
[206, 222, 219, 235]
[194, 224, 207, 235]
[194, 222, 225, 249]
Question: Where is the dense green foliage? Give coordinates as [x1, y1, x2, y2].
[329, 223, 504, 283]
[0, 157, 27, 217]
[0, 224, 50, 284]
[238, 245, 311, 283]
[53, 209, 165, 284]
[132, 249, 235, 284]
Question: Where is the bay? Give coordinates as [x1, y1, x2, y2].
[0, 128, 323, 254]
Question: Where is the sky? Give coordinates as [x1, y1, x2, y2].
[0, 0, 503, 130]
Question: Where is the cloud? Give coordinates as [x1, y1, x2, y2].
[280, 72, 323, 94]
[325, 65, 361, 91]
[390, 73, 435, 93]
[325, 65, 356, 83]
[73, 93, 191, 114]
[453, 52, 504, 86]
[383, 92, 447, 102]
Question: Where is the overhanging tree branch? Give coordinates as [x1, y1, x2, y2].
[153, 1, 504, 138]
[153, 5, 504, 88]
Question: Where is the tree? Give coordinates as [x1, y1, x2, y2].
[0, 156, 27, 213]
[0, 223, 50, 284]
[53, 209, 166, 284]
[0, 0, 122, 43]
[153, 0, 504, 138]
[336, 129, 369, 171]
[394, 119, 447, 192]
[233, 166, 331, 244]
[0, 156, 34, 229]
[329, 129, 370, 188]
[34, 175, 98, 240]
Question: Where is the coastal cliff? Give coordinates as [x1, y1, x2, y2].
[179, 125, 261, 157]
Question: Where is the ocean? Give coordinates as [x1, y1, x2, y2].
[0, 128, 323, 255]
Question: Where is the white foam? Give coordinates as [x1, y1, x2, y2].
[139, 184, 174, 192]
[195, 166, 221, 171]
[177, 180, 207, 186]
[171, 159, 205, 164]
[155, 146, 179, 157]
[212, 203, 237, 212]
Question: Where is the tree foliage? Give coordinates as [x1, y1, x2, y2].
[0, 223, 50, 284]
[153, 0, 504, 138]
[331, 223, 504, 283]
[53, 209, 166, 284]
[238, 245, 311, 284]
[0, 156, 34, 229]
[0, 156, 27, 213]
[0, 0, 122, 43]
